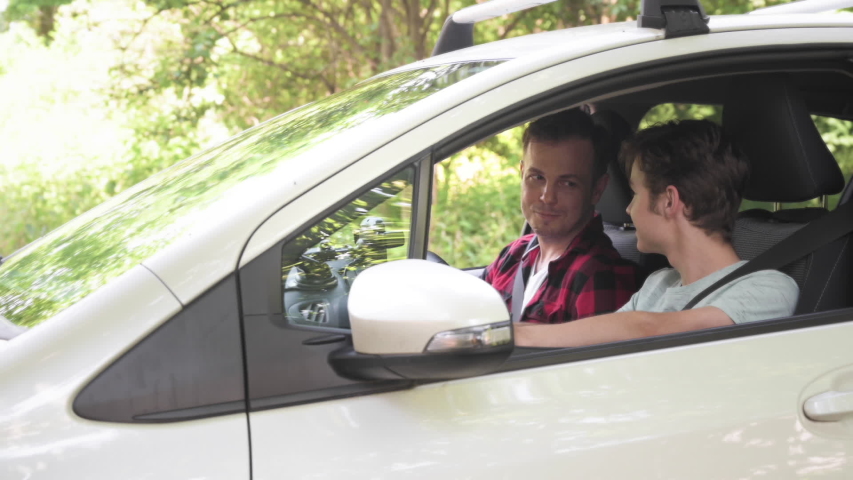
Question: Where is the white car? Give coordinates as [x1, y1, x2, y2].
[3, 0, 853, 478]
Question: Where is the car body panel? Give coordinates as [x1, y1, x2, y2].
[0, 266, 251, 480]
[386, 14, 853, 73]
[390, 22, 662, 72]
[250, 321, 853, 479]
[710, 12, 853, 31]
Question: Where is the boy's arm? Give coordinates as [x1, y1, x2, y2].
[514, 307, 734, 348]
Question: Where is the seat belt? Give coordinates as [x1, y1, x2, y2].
[511, 237, 539, 322]
[683, 200, 853, 310]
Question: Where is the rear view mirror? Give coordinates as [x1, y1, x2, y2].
[329, 259, 512, 381]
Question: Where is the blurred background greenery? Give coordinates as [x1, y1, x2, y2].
[2, 0, 852, 268]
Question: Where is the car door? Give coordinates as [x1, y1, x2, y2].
[240, 29, 853, 478]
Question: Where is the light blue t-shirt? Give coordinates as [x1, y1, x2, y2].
[617, 261, 799, 324]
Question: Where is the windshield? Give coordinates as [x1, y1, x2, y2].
[0, 61, 501, 332]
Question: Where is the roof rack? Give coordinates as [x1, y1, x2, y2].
[638, 0, 709, 38]
[432, 0, 558, 56]
[751, 0, 853, 15]
[431, 0, 711, 57]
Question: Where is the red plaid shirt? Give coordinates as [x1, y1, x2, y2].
[483, 215, 643, 323]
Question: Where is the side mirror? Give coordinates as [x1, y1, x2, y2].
[329, 259, 512, 381]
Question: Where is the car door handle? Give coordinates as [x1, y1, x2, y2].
[804, 390, 853, 422]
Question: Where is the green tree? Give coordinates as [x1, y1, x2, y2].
[5, 0, 74, 41]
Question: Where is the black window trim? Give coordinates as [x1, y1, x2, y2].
[74, 275, 247, 424]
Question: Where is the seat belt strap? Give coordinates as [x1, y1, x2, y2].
[683, 200, 853, 310]
[511, 237, 538, 322]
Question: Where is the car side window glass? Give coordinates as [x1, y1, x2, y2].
[281, 167, 414, 330]
[429, 127, 525, 269]
[640, 104, 853, 212]
[810, 115, 853, 210]
[639, 103, 774, 211]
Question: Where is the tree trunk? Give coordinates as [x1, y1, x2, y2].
[37, 5, 58, 43]
[379, 0, 395, 63]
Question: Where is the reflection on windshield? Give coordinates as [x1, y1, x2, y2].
[0, 61, 502, 329]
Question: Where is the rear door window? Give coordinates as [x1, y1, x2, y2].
[640, 104, 853, 210]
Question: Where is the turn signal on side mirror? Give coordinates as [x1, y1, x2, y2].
[425, 322, 512, 353]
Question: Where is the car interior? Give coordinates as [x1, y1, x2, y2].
[594, 69, 853, 317]
[283, 66, 853, 334]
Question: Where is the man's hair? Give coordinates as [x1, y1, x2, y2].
[522, 108, 610, 181]
[620, 119, 750, 241]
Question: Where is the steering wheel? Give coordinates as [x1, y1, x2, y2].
[426, 250, 449, 265]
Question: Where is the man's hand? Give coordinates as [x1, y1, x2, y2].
[513, 306, 734, 348]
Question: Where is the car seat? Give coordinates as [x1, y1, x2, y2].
[594, 109, 669, 274]
[724, 73, 851, 314]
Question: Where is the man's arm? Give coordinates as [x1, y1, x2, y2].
[514, 307, 734, 348]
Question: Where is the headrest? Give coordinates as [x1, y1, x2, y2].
[723, 74, 843, 202]
[593, 110, 633, 225]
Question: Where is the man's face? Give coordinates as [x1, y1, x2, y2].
[521, 138, 606, 242]
[626, 162, 667, 254]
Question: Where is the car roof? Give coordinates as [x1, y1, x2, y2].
[382, 13, 853, 76]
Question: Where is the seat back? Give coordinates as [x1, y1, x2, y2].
[732, 210, 851, 314]
[594, 110, 669, 274]
[724, 74, 849, 314]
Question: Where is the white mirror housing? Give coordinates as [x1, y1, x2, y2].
[329, 260, 513, 382]
[348, 259, 509, 355]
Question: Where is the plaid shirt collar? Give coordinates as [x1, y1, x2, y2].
[482, 213, 641, 323]
[521, 214, 607, 268]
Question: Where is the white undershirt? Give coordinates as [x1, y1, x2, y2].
[522, 261, 549, 309]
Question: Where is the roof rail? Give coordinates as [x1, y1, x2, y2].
[432, 0, 558, 56]
[751, 0, 853, 15]
[638, 0, 709, 38]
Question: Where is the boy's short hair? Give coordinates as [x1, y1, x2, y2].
[620, 120, 749, 242]
[522, 108, 611, 182]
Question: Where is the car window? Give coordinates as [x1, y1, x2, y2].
[429, 127, 524, 269]
[238, 166, 419, 409]
[0, 61, 500, 330]
[281, 167, 414, 330]
[640, 104, 853, 211]
[811, 115, 853, 209]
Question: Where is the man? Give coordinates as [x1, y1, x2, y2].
[515, 120, 799, 347]
[482, 109, 642, 323]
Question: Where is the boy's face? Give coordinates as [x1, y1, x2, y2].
[626, 162, 668, 254]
